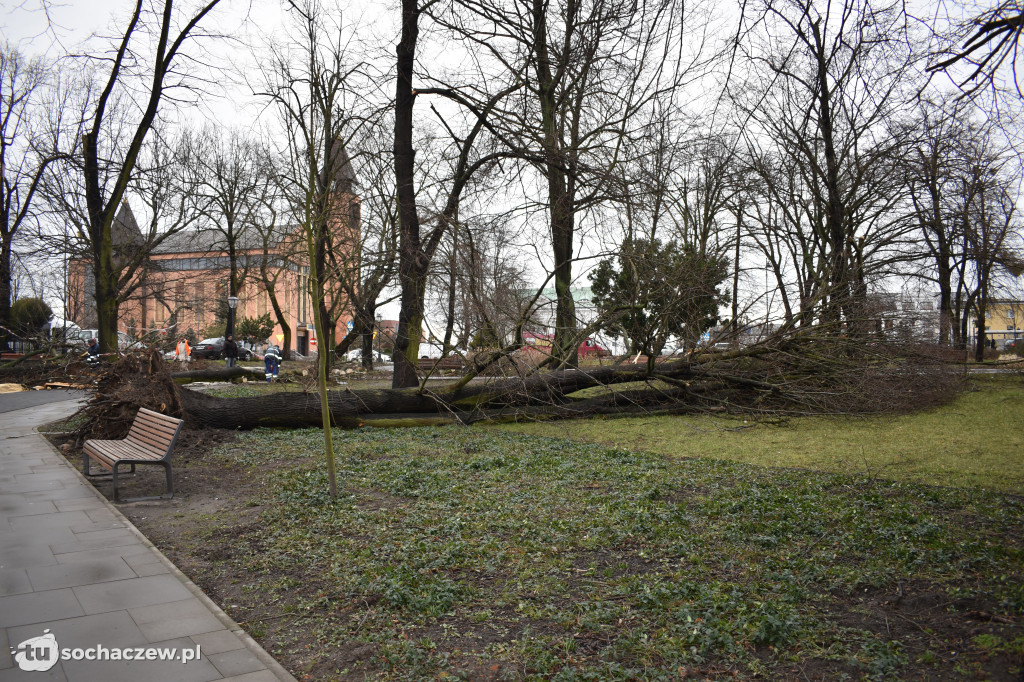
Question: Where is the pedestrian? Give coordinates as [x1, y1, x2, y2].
[223, 334, 239, 368]
[264, 344, 282, 382]
[175, 337, 191, 364]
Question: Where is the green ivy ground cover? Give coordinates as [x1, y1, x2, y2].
[178, 425, 1024, 680]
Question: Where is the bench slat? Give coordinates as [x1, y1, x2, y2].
[137, 409, 182, 428]
[87, 439, 164, 461]
[126, 430, 174, 450]
[130, 419, 179, 440]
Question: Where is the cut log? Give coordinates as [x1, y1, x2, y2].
[171, 366, 265, 383]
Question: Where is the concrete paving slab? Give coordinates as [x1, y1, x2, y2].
[218, 672, 282, 682]
[129, 598, 224, 641]
[72, 574, 194, 615]
[0, 500, 58, 519]
[0, 663, 68, 681]
[23, 487, 97, 503]
[81, 508, 121, 525]
[51, 499, 105, 513]
[120, 550, 164, 570]
[188, 630, 246, 656]
[0, 397, 295, 682]
[27, 558, 137, 592]
[48, 529, 142, 556]
[4, 477, 65, 494]
[128, 561, 170, 578]
[0, 589, 85, 628]
[0, 569, 31, 597]
[0, 527, 77, 550]
[0, 625, 9, 668]
[60, 637, 221, 682]
[208, 648, 267, 678]
[7, 611, 148, 652]
[0, 545, 59, 571]
[66, 520, 125, 534]
[52, 545, 152, 566]
[8, 511, 94, 531]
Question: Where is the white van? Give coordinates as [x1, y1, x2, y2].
[70, 328, 135, 351]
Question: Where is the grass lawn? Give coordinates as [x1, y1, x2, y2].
[125, 403, 1024, 679]
[69, 372, 1022, 679]
[496, 375, 1024, 494]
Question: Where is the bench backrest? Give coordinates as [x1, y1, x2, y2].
[417, 356, 464, 370]
[125, 408, 184, 459]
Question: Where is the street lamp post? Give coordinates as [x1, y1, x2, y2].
[376, 312, 383, 357]
[226, 295, 239, 339]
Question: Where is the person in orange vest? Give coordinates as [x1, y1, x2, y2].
[175, 337, 191, 364]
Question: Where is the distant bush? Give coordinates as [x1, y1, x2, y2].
[10, 297, 53, 336]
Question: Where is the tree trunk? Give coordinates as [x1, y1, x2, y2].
[0, 232, 12, 351]
[162, 336, 955, 431]
[392, 0, 425, 389]
[178, 361, 663, 429]
[442, 232, 457, 355]
[533, 0, 578, 368]
[394, 270, 427, 386]
[975, 302, 987, 362]
[731, 208, 741, 343]
[811, 20, 849, 327]
[361, 309, 375, 371]
[171, 366, 263, 382]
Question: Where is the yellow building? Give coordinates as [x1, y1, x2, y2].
[972, 299, 1024, 349]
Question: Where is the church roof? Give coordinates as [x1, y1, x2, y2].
[322, 139, 356, 193]
[111, 201, 143, 247]
[152, 223, 297, 255]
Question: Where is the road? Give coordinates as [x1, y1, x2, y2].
[0, 389, 88, 414]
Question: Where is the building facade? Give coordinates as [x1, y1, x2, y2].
[968, 299, 1024, 349]
[69, 150, 361, 355]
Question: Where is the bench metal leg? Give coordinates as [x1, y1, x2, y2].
[112, 461, 174, 503]
[83, 453, 113, 479]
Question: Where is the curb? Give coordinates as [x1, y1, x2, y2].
[34, 401, 298, 682]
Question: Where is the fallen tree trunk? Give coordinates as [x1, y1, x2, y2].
[72, 341, 966, 437]
[176, 375, 698, 429]
[170, 366, 265, 383]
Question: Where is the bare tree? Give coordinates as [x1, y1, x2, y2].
[902, 97, 972, 346]
[391, 0, 523, 388]
[431, 0, 708, 367]
[328, 123, 399, 370]
[190, 127, 276, 315]
[259, 0, 370, 497]
[735, 0, 918, 331]
[428, 214, 533, 353]
[50, 0, 225, 353]
[0, 43, 64, 349]
[927, 0, 1024, 98]
[953, 129, 1023, 359]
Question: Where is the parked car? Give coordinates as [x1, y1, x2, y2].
[345, 348, 386, 362]
[191, 337, 254, 361]
[70, 328, 136, 351]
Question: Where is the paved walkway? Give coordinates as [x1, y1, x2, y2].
[0, 394, 296, 682]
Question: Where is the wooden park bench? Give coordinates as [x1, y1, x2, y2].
[82, 408, 183, 502]
[416, 355, 465, 373]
